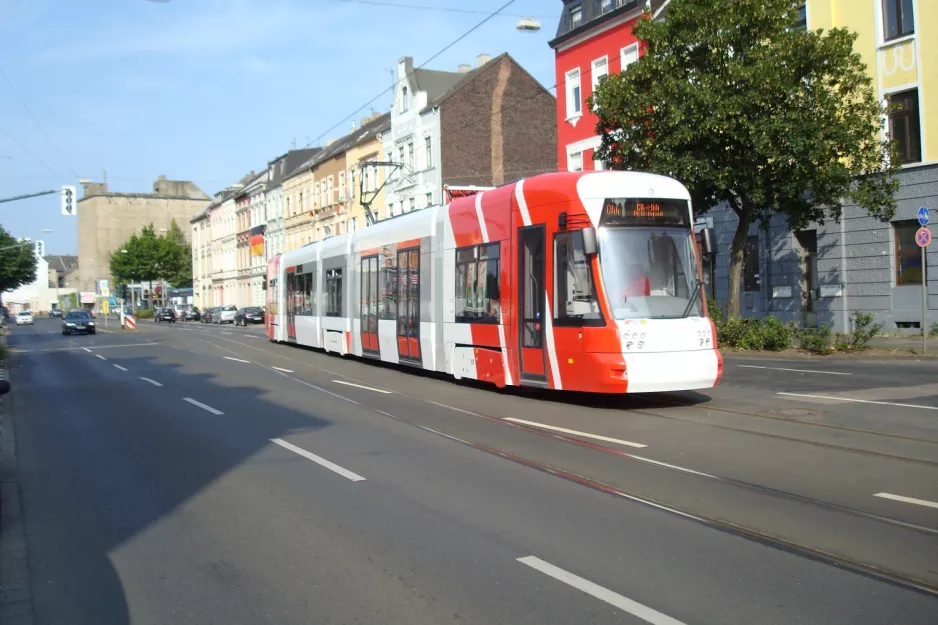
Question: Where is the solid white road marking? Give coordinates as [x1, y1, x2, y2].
[271, 366, 294, 373]
[777, 392, 938, 411]
[332, 380, 392, 394]
[112, 364, 128, 372]
[517, 557, 686, 625]
[738, 365, 851, 376]
[505, 417, 647, 448]
[140, 377, 163, 387]
[182, 397, 224, 415]
[270, 438, 366, 482]
[95, 354, 107, 361]
[294, 378, 360, 405]
[874, 493, 938, 509]
[223, 356, 250, 363]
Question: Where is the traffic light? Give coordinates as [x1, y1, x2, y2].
[61, 186, 76, 216]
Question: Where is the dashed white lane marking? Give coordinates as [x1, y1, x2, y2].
[182, 397, 224, 415]
[83, 347, 92, 353]
[223, 356, 250, 363]
[113, 364, 128, 372]
[517, 556, 686, 625]
[505, 417, 647, 448]
[777, 392, 938, 411]
[874, 493, 938, 509]
[220, 331, 233, 335]
[95, 354, 107, 361]
[738, 365, 851, 376]
[271, 366, 294, 373]
[140, 377, 162, 387]
[270, 438, 366, 482]
[332, 380, 392, 394]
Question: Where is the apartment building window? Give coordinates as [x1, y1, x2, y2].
[314, 182, 320, 207]
[591, 56, 608, 108]
[425, 136, 432, 168]
[409, 197, 415, 212]
[887, 89, 922, 163]
[286, 197, 292, 216]
[407, 141, 414, 169]
[348, 169, 355, 199]
[398, 145, 405, 168]
[570, 5, 583, 29]
[599, 0, 613, 13]
[793, 3, 807, 30]
[327, 176, 334, 204]
[894, 220, 926, 285]
[568, 151, 583, 172]
[621, 43, 639, 72]
[363, 167, 370, 193]
[339, 171, 346, 201]
[565, 68, 582, 119]
[882, 0, 914, 41]
[388, 202, 395, 217]
[426, 192, 432, 206]
[401, 86, 409, 112]
[299, 192, 304, 214]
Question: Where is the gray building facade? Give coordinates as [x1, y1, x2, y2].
[704, 162, 937, 334]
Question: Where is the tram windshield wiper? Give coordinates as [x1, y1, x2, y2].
[682, 280, 703, 318]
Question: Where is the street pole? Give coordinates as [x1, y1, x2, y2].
[922, 247, 928, 354]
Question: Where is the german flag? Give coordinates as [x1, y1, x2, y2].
[250, 225, 265, 256]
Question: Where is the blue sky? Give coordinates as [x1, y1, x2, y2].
[0, 0, 560, 255]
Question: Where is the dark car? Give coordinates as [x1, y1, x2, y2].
[183, 305, 201, 321]
[50, 309, 63, 318]
[234, 307, 265, 326]
[156, 308, 177, 323]
[201, 307, 215, 323]
[62, 310, 96, 335]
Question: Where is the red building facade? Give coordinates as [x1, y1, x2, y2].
[549, 0, 666, 172]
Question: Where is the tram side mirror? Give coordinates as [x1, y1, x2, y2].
[700, 228, 715, 256]
[582, 227, 598, 256]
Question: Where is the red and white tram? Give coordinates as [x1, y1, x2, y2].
[266, 171, 722, 393]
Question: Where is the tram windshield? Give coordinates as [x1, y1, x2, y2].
[598, 227, 702, 320]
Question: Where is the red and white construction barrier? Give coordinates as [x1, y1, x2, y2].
[125, 315, 136, 329]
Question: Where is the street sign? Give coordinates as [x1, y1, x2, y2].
[916, 227, 931, 248]
[61, 186, 76, 216]
[918, 207, 930, 226]
[100, 287, 110, 297]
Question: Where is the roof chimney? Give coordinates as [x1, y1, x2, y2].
[457, 64, 472, 73]
[476, 53, 491, 68]
[350, 120, 356, 132]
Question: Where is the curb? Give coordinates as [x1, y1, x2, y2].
[720, 347, 938, 362]
[0, 332, 34, 625]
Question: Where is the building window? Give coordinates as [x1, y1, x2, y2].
[409, 197, 415, 212]
[600, 0, 613, 13]
[407, 141, 414, 169]
[425, 136, 432, 168]
[568, 150, 583, 172]
[554, 230, 602, 325]
[591, 56, 608, 108]
[620, 43, 639, 72]
[339, 171, 346, 201]
[894, 221, 926, 285]
[455, 243, 501, 323]
[425, 192, 432, 206]
[887, 89, 922, 163]
[570, 5, 583, 29]
[793, 3, 807, 30]
[882, 0, 914, 41]
[325, 268, 343, 316]
[298, 192, 304, 213]
[348, 169, 356, 199]
[565, 68, 582, 118]
[398, 145, 405, 167]
[327, 176, 334, 204]
[743, 235, 760, 292]
[400, 86, 409, 112]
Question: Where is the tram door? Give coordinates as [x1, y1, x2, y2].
[285, 268, 297, 343]
[518, 225, 548, 386]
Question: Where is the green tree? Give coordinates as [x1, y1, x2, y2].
[0, 224, 38, 294]
[590, 0, 898, 318]
[160, 219, 192, 288]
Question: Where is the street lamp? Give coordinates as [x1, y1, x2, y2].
[515, 16, 541, 32]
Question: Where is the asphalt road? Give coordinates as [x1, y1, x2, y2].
[3, 318, 937, 624]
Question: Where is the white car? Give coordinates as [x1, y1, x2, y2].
[215, 305, 238, 324]
[15, 311, 34, 325]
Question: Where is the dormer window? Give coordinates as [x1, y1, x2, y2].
[600, 0, 613, 13]
[401, 86, 409, 113]
[571, 5, 583, 29]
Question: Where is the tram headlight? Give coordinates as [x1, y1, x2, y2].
[637, 341, 644, 349]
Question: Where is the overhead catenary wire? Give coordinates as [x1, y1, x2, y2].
[325, 0, 536, 18]
[302, 0, 520, 151]
[0, 127, 63, 178]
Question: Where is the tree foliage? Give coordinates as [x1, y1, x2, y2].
[590, 0, 898, 318]
[109, 220, 192, 289]
[0, 223, 38, 294]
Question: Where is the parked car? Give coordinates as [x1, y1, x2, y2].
[201, 307, 215, 324]
[15, 311, 34, 325]
[183, 305, 201, 321]
[62, 310, 95, 335]
[234, 307, 265, 326]
[50, 309, 63, 318]
[156, 308, 177, 323]
[215, 305, 238, 324]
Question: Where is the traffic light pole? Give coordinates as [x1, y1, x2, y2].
[0, 189, 59, 204]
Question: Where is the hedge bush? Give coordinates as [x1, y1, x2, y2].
[135, 308, 155, 320]
[712, 310, 795, 352]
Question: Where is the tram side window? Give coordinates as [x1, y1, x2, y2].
[268, 278, 278, 315]
[325, 268, 343, 317]
[554, 231, 603, 325]
[455, 243, 500, 323]
[379, 250, 397, 320]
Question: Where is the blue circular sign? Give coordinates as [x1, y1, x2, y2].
[918, 206, 929, 226]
